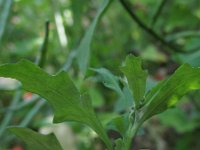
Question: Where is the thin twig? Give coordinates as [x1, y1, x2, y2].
[166, 30, 200, 42]
[151, 0, 168, 27]
[0, 95, 40, 113]
[119, 0, 199, 54]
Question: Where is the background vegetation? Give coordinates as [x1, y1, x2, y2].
[0, 0, 200, 149]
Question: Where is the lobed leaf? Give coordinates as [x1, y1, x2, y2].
[140, 64, 200, 124]
[0, 60, 112, 149]
[8, 127, 63, 150]
[121, 55, 148, 109]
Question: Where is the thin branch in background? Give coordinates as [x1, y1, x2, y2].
[36, 20, 50, 68]
[119, 0, 199, 54]
[166, 30, 200, 42]
[0, 0, 13, 43]
[0, 95, 40, 113]
[19, 100, 46, 127]
[151, 0, 168, 27]
[0, 88, 22, 137]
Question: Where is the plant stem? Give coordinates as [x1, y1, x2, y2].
[0, 95, 39, 113]
[151, 0, 168, 27]
[166, 31, 200, 42]
[124, 122, 140, 150]
[0, 0, 13, 43]
[19, 100, 46, 127]
[119, 0, 199, 54]
[0, 87, 22, 137]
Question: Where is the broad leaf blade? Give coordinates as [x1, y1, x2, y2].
[8, 127, 62, 150]
[76, 0, 113, 75]
[140, 64, 200, 124]
[0, 60, 112, 149]
[121, 55, 148, 108]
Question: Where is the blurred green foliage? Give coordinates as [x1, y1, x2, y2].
[0, 0, 200, 149]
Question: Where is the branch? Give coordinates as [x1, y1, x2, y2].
[151, 0, 168, 27]
[119, 0, 199, 54]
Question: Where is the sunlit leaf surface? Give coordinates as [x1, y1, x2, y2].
[140, 64, 200, 124]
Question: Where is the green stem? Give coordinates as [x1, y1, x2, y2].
[166, 31, 200, 42]
[0, 95, 39, 113]
[19, 100, 46, 127]
[119, 0, 199, 54]
[123, 108, 144, 150]
[0, 87, 22, 137]
[124, 121, 142, 150]
[0, 0, 13, 43]
[151, 0, 168, 27]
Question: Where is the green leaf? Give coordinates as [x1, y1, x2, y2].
[92, 68, 133, 112]
[8, 127, 63, 150]
[115, 84, 133, 112]
[121, 55, 148, 109]
[140, 64, 200, 124]
[88, 87, 104, 107]
[144, 80, 165, 105]
[106, 114, 129, 137]
[91, 68, 122, 94]
[0, 60, 112, 150]
[76, 0, 113, 75]
[158, 108, 199, 133]
[114, 138, 125, 150]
